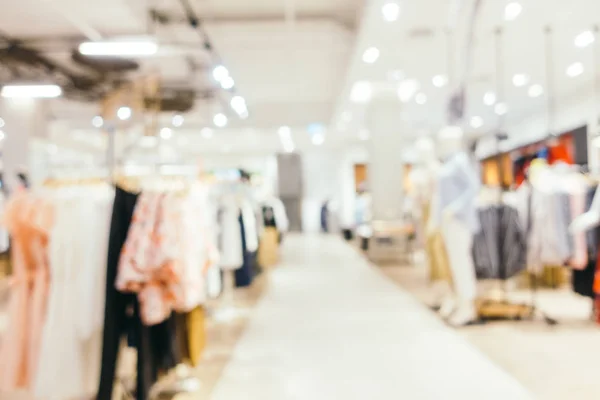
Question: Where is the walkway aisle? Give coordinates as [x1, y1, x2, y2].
[210, 235, 532, 400]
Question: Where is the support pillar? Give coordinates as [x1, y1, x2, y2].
[0, 98, 49, 191]
[366, 98, 406, 221]
[365, 97, 408, 262]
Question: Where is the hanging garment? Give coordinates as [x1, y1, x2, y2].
[34, 187, 113, 399]
[568, 187, 588, 270]
[235, 212, 253, 288]
[97, 187, 176, 400]
[572, 258, 596, 299]
[472, 205, 527, 280]
[186, 306, 206, 367]
[0, 193, 52, 391]
[218, 196, 243, 270]
[258, 227, 279, 268]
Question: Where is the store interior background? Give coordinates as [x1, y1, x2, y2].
[2, 0, 600, 399]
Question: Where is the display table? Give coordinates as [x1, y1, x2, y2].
[367, 220, 414, 264]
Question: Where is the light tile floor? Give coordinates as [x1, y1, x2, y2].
[209, 235, 533, 400]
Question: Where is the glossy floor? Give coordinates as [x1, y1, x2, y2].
[209, 235, 532, 400]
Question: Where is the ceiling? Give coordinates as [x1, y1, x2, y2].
[333, 0, 600, 146]
[1, 0, 600, 161]
[0, 0, 362, 157]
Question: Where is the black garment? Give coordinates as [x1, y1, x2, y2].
[472, 205, 527, 280]
[572, 258, 596, 299]
[235, 212, 254, 287]
[262, 205, 277, 228]
[97, 187, 177, 400]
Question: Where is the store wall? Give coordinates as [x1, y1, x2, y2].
[476, 87, 598, 170]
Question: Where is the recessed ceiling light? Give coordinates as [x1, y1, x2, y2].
[512, 73, 530, 87]
[350, 81, 373, 103]
[566, 62, 584, 77]
[160, 127, 173, 139]
[470, 116, 483, 128]
[398, 79, 420, 102]
[312, 134, 325, 146]
[213, 65, 229, 82]
[528, 84, 544, 98]
[359, 129, 370, 141]
[504, 2, 522, 21]
[213, 113, 228, 127]
[483, 91, 497, 106]
[221, 76, 235, 90]
[230, 96, 247, 115]
[415, 93, 427, 105]
[117, 106, 132, 121]
[575, 30, 595, 48]
[172, 114, 184, 127]
[278, 126, 292, 136]
[388, 69, 404, 81]
[495, 102, 508, 115]
[362, 47, 380, 64]
[92, 116, 104, 128]
[432, 74, 448, 88]
[381, 2, 400, 22]
[201, 127, 214, 138]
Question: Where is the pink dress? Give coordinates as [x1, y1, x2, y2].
[0, 194, 52, 391]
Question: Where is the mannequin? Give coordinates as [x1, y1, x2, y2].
[409, 138, 452, 308]
[430, 126, 480, 326]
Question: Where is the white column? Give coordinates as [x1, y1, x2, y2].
[366, 97, 407, 221]
[0, 98, 49, 190]
[301, 150, 342, 232]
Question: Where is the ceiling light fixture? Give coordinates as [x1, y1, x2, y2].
[381, 2, 400, 22]
[432, 74, 448, 88]
[504, 2, 522, 21]
[512, 73, 529, 87]
[92, 116, 104, 128]
[78, 40, 158, 56]
[483, 91, 497, 106]
[117, 106, 132, 120]
[397, 79, 420, 103]
[213, 113, 228, 127]
[0, 130, 5, 141]
[278, 126, 292, 136]
[172, 114, 184, 127]
[0, 118, 4, 128]
[359, 129, 370, 141]
[350, 81, 373, 103]
[575, 30, 595, 48]
[566, 62, 584, 77]
[230, 96, 248, 117]
[415, 93, 427, 105]
[388, 69, 404, 81]
[312, 133, 325, 146]
[1, 84, 62, 98]
[212, 65, 229, 82]
[470, 116, 483, 128]
[495, 102, 508, 115]
[221, 76, 235, 90]
[362, 47, 380, 64]
[528, 84, 544, 97]
[160, 127, 173, 139]
[201, 128, 214, 138]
